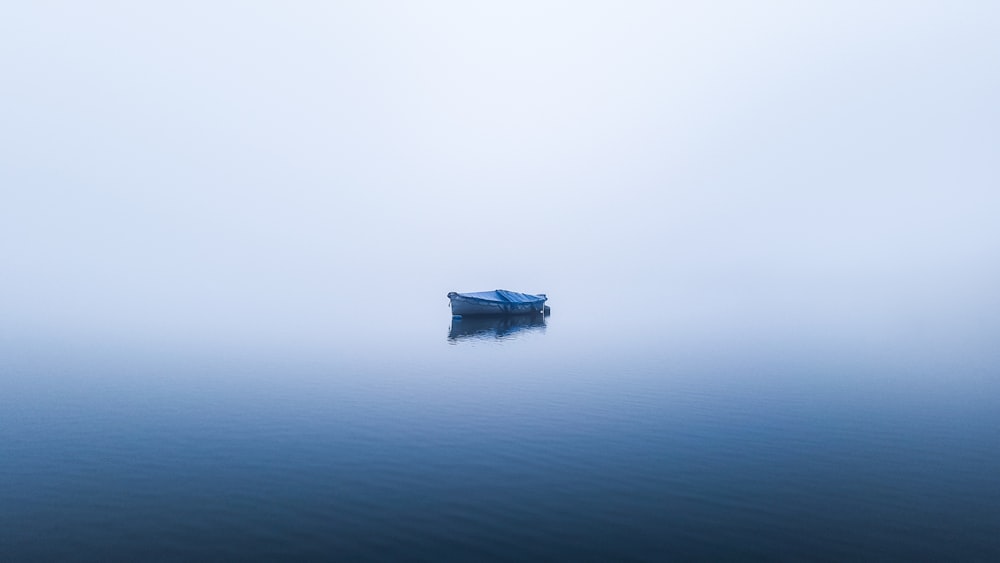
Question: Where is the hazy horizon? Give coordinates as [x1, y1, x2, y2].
[4, 4, 1000, 560]
[3, 2, 998, 348]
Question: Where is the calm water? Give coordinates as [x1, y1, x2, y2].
[2, 290, 999, 561]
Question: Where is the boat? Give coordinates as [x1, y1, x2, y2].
[448, 314, 546, 342]
[447, 289, 547, 317]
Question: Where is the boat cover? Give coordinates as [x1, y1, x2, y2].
[457, 290, 545, 303]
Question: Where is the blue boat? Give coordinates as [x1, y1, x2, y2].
[447, 290, 547, 317]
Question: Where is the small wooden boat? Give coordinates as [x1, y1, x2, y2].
[447, 290, 547, 316]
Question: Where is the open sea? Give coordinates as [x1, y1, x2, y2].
[3, 0, 999, 559]
[2, 287, 998, 561]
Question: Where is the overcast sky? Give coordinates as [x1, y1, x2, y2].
[2, 2, 998, 344]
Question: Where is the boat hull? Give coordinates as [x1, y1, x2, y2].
[448, 292, 546, 316]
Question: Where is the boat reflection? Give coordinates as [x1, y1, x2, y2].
[448, 314, 547, 342]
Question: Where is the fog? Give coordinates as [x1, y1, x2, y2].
[2, 2, 998, 349]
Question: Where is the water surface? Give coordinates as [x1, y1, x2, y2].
[2, 290, 998, 561]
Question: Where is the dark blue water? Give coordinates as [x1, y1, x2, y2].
[2, 291, 999, 561]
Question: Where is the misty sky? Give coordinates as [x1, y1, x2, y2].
[2, 2, 998, 344]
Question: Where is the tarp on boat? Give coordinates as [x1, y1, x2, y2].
[455, 290, 545, 303]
